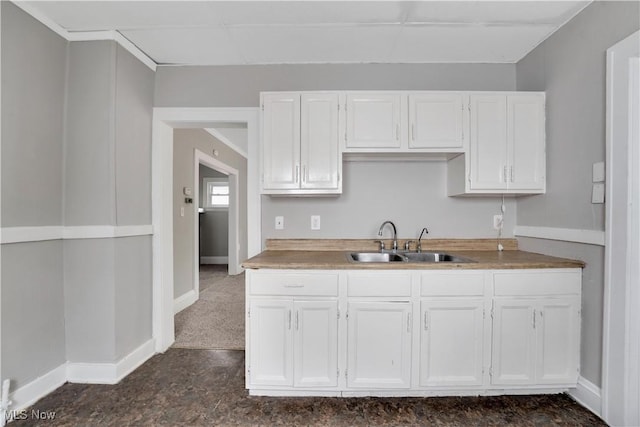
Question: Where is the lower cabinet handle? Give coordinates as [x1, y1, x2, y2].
[295, 165, 299, 183]
[288, 310, 292, 330]
[284, 284, 304, 288]
[424, 312, 428, 331]
[407, 312, 412, 333]
[510, 166, 514, 183]
[503, 165, 508, 183]
[295, 311, 299, 330]
[532, 309, 536, 329]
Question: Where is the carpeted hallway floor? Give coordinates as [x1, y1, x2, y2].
[173, 265, 245, 350]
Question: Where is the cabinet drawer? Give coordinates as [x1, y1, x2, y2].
[347, 272, 411, 297]
[420, 272, 485, 296]
[493, 270, 581, 296]
[250, 273, 338, 296]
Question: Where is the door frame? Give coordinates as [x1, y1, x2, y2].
[194, 149, 239, 302]
[151, 107, 260, 352]
[602, 30, 640, 426]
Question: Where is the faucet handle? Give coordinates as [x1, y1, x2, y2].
[375, 240, 386, 252]
[404, 240, 415, 251]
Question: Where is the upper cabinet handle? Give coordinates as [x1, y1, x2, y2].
[411, 124, 415, 141]
[295, 165, 299, 183]
[396, 124, 400, 140]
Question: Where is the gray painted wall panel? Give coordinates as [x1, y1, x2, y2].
[114, 236, 153, 359]
[173, 129, 247, 298]
[516, 1, 640, 230]
[515, 1, 640, 388]
[1, 241, 65, 389]
[155, 63, 516, 107]
[263, 161, 516, 240]
[64, 239, 116, 362]
[65, 41, 115, 226]
[1, 2, 66, 227]
[115, 45, 154, 225]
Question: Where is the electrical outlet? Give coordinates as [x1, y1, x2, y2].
[311, 215, 321, 230]
[275, 216, 284, 230]
[493, 214, 503, 230]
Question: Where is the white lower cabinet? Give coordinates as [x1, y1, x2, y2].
[246, 268, 581, 396]
[248, 298, 338, 388]
[491, 270, 581, 386]
[346, 301, 412, 388]
[420, 299, 486, 387]
[491, 297, 580, 386]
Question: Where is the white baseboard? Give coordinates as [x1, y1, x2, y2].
[514, 225, 605, 246]
[174, 289, 197, 314]
[569, 376, 602, 418]
[200, 256, 229, 264]
[8, 364, 67, 412]
[67, 339, 155, 385]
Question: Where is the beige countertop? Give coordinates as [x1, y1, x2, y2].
[242, 245, 585, 270]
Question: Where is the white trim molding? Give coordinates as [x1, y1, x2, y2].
[67, 339, 155, 385]
[173, 290, 197, 315]
[0, 225, 153, 244]
[514, 226, 605, 246]
[10, 1, 156, 71]
[8, 364, 67, 413]
[569, 376, 602, 418]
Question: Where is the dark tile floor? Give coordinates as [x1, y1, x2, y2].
[15, 349, 606, 426]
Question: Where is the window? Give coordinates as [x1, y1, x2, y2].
[203, 178, 229, 209]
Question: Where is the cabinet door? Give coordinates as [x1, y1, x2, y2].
[346, 93, 402, 149]
[248, 299, 294, 386]
[300, 93, 340, 190]
[420, 299, 485, 387]
[469, 95, 508, 190]
[507, 94, 545, 191]
[347, 301, 412, 388]
[293, 300, 339, 387]
[491, 299, 536, 385]
[535, 297, 580, 384]
[262, 93, 300, 189]
[409, 93, 465, 149]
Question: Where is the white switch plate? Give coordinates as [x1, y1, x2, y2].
[275, 216, 284, 230]
[593, 161, 605, 183]
[592, 183, 605, 204]
[311, 215, 321, 230]
[180, 207, 185, 217]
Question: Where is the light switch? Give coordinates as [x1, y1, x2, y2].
[593, 162, 605, 183]
[275, 216, 284, 230]
[311, 215, 321, 230]
[592, 183, 605, 204]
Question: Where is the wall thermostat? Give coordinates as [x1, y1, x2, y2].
[183, 187, 192, 196]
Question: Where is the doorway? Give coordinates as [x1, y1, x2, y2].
[151, 107, 260, 353]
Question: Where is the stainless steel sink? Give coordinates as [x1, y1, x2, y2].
[348, 251, 475, 263]
[348, 252, 406, 263]
[402, 252, 475, 263]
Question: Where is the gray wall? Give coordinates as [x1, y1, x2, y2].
[64, 41, 155, 362]
[515, 1, 640, 387]
[156, 63, 517, 242]
[1, 2, 67, 388]
[263, 161, 517, 240]
[155, 63, 515, 107]
[173, 129, 248, 299]
[199, 165, 229, 259]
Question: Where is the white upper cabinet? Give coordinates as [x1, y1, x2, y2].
[345, 93, 403, 149]
[261, 92, 341, 195]
[448, 92, 545, 195]
[262, 93, 300, 191]
[409, 93, 467, 150]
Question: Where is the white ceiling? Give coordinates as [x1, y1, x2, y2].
[25, 1, 592, 65]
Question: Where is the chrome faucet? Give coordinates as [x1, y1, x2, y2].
[377, 221, 398, 252]
[417, 227, 429, 253]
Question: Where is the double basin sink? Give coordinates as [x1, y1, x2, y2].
[349, 251, 475, 264]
